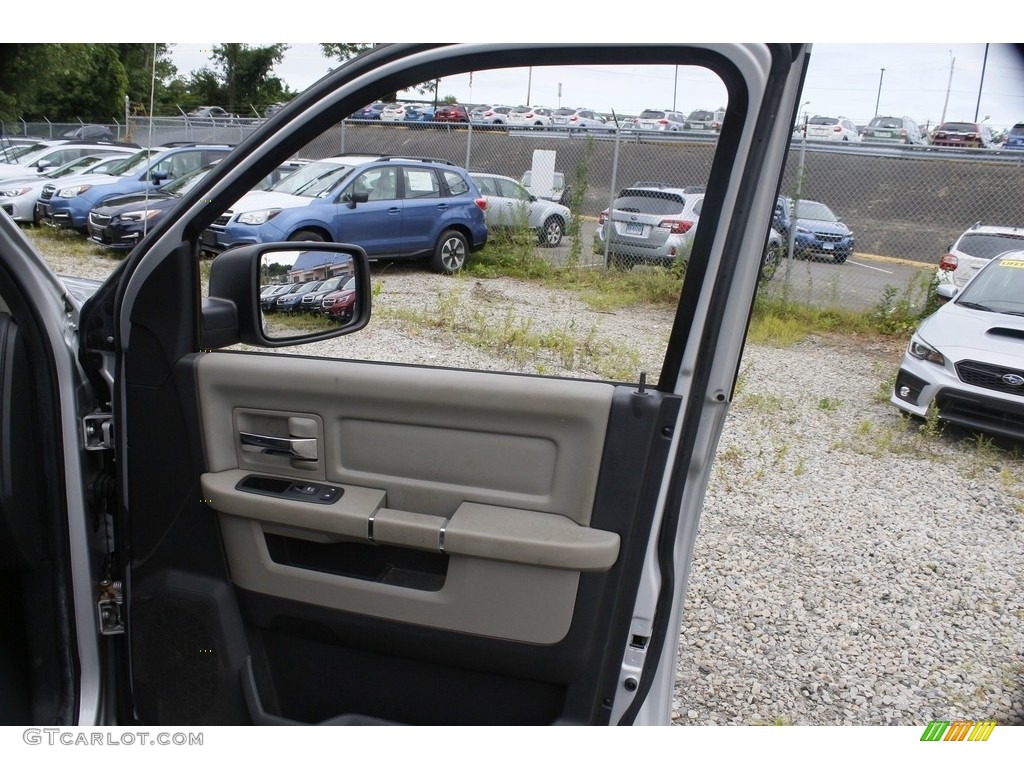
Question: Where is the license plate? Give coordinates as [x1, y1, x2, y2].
[876, 131, 891, 137]
[821, 242, 834, 250]
[625, 223, 643, 235]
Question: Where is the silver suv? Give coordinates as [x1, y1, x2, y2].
[860, 115, 926, 145]
[593, 185, 703, 267]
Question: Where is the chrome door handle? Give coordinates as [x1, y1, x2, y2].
[239, 432, 318, 461]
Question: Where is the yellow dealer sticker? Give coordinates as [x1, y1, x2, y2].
[999, 259, 1024, 268]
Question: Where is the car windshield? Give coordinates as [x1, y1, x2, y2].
[269, 160, 355, 199]
[638, 110, 666, 119]
[1008, 124, 1024, 137]
[554, 108, 576, 116]
[869, 117, 902, 129]
[794, 200, 838, 222]
[162, 165, 213, 196]
[613, 193, 686, 216]
[956, 232, 1024, 260]
[107, 149, 160, 178]
[940, 123, 977, 132]
[46, 155, 106, 178]
[1, 143, 46, 163]
[956, 256, 1024, 314]
[688, 111, 713, 120]
[808, 116, 838, 126]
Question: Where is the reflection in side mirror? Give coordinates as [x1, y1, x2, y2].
[204, 241, 371, 349]
[260, 248, 360, 341]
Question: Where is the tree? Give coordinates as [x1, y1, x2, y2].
[0, 44, 179, 122]
[207, 44, 296, 115]
[320, 44, 439, 104]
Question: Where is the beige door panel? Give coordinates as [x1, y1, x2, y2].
[198, 355, 613, 524]
[196, 354, 620, 643]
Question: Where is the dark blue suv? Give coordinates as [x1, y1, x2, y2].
[203, 154, 488, 273]
[38, 144, 233, 231]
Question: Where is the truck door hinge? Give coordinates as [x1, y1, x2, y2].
[83, 413, 114, 451]
[97, 579, 125, 635]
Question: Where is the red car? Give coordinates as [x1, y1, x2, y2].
[433, 104, 469, 123]
[931, 121, 994, 149]
[320, 276, 358, 322]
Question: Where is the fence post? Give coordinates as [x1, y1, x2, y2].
[465, 120, 473, 170]
[784, 131, 807, 289]
[340, 120, 346, 154]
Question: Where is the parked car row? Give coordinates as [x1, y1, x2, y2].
[348, 101, 726, 134]
[796, 114, 1013, 149]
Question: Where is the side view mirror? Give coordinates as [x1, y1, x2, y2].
[36, 160, 52, 172]
[346, 190, 370, 209]
[935, 283, 958, 306]
[203, 241, 371, 349]
[150, 170, 168, 184]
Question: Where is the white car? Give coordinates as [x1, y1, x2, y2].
[631, 109, 686, 132]
[470, 172, 570, 247]
[379, 103, 408, 122]
[507, 106, 553, 127]
[937, 223, 1024, 288]
[470, 104, 513, 125]
[0, 154, 127, 222]
[803, 115, 860, 142]
[550, 107, 608, 131]
[0, 141, 137, 180]
[893, 249, 1024, 440]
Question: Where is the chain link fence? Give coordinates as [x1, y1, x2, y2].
[6, 116, 1022, 310]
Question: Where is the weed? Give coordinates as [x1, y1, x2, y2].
[869, 270, 937, 336]
[793, 456, 806, 476]
[817, 397, 842, 411]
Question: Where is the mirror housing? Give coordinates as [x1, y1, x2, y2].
[934, 283, 958, 306]
[202, 242, 371, 349]
[345, 190, 370, 209]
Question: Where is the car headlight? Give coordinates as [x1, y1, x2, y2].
[58, 184, 92, 198]
[0, 187, 31, 197]
[795, 226, 811, 234]
[237, 208, 282, 225]
[908, 337, 945, 366]
[119, 209, 161, 222]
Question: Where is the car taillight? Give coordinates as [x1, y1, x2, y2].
[659, 219, 693, 234]
[900, 130, 908, 138]
[598, 210, 608, 225]
[833, 125, 842, 132]
[475, 198, 487, 211]
[569, 115, 578, 122]
[657, 119, 668, 126]
[938, 253, 958, 271]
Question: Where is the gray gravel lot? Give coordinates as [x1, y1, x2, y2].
[31, 230, 1024, 726]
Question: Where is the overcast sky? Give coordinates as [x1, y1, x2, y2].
[165, 42, 1024, 131]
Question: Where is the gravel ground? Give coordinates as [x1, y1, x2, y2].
[32, 231, 1024, 727]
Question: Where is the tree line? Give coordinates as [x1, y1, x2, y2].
[0, 43, 373, 124]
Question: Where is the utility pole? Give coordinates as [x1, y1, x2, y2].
[874, 68, 885, 117]
[940, 50, 955, 125]
[526, 67, 532, 105]
[974, 43, 989, 122]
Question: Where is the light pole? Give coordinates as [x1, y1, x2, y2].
[940, 50, 955, 126]
[785, 100, 811, 288]
[874, 68, 885, 117]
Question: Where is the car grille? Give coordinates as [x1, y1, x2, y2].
[212, 210, 233, 228]
[40, 185, 56, 201]
[955, 360, 1024, 397]
[814, 233, 844, 243]
[936, 391, 1024, 440]
[89, 212, 112, 227]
